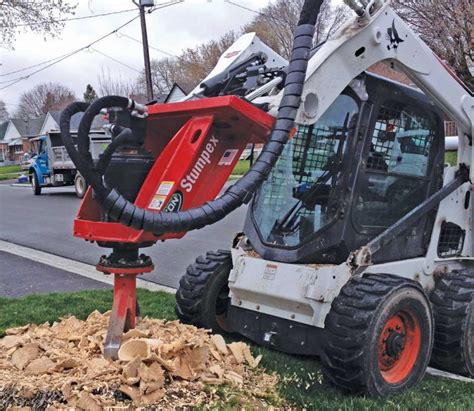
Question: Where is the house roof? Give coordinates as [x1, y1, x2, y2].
[8, 138, 23, 147]
[10, 114, 46, 137]
[0, 121, 8, 141]
[164, 83, 187, 103]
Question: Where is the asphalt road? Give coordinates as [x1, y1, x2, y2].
[0, 183, 247, 288]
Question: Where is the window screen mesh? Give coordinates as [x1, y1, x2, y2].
[438, 222, 465, 258]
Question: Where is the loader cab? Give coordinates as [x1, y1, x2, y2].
[245, 72, 445, 264]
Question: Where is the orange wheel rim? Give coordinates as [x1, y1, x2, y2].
[378, 310, 421, 384]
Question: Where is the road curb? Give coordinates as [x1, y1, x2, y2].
[426, 367, 473, 383]
[0, 240, 176, 295]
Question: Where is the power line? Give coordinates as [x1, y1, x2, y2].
[1, 0, 185, 89]
[224, 0, 286, 24]
[1, 50, 81, 77]
[116, 31, 177, 58]
[0, 15, 140, 91]
[10, 8, 137, 28]
[91, 48, 141, 73]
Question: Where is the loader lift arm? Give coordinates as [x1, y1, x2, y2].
[290, 0, 473, 174]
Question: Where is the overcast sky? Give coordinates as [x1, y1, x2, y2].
[1, 0, 343, 115]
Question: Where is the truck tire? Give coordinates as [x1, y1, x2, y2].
[31, 171, 41, 195]
[322, 274, 433, 397]
[175, 250, 234, 335]
[74, 173, 88, 199]
[430, 270, 474, 377]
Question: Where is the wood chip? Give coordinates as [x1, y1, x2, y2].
[122, 356, 141, 379]
[138, 362, 165, 385]
[119, 385, 140, 403]
[6, 325, 30, 335]
[11, 344, 40, 370]
[24, 357, 55, 375]
[76, 391, 102, 411]
[122, 329, 148, 341]
[228, 342, 246, 364]
[210, 334, 228, 355]
[0, 314, 279, 409]
[0, 335, 24, 349]
[224, 370, 244, 385]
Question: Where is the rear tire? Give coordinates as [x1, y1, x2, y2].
[31, 171, 41, 195]
[322, 274, 433, 397]
[430, 269, 474, 377]
[175, 250, 234, 335]
[74, 173, 88, 199]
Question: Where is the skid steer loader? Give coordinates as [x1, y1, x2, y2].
[60, 0, 473, 397]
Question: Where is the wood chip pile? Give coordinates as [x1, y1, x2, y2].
[0, 311, 280, 410]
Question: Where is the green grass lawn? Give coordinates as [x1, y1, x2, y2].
[232, 160, 250, 176]
[445, 151, 457, 166]
[1, 290, 472, 410]
[0, 165, 22, 181]
[0, 165, 21, 174]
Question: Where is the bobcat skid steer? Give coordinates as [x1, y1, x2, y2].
[61, 0, 473, 398]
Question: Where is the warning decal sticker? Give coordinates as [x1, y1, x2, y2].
[263, 264, 278, 280]
[218, 149, 239, 166]
[157, 181, 175, 196]
[149, 195, 168, 211]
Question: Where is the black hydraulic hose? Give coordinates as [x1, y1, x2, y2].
[96, 128, 137, 175]
[65, 0, 324, 236]
[60, 102, 110, 203]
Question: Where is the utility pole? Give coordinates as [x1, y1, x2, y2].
[135, 0, 154, 101]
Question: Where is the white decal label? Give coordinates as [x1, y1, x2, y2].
[149, 195, 167, 211]
[218, 149, 239, 166]
[180, 136, 219, 193]
[157, 181, 175, 196]
[263, 264, 278, 280]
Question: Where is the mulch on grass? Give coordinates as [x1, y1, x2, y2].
[0, 311, 281, 410]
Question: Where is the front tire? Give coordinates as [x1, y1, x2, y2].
[430, 270, 474, 377]
[322, 274, 434, 397]
[74, 173, 88, 199]
[31, 171, 41, 195]
[175, 250, 234, 335]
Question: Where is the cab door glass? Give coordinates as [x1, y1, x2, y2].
[355, 102, 438, 228]
[253, 93, 360, 246]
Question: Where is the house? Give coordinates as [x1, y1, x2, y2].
[0, 110, 107, 165]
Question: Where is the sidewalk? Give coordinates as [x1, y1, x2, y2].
[0, 250, 110, 298]
[0, 241, 175, 298]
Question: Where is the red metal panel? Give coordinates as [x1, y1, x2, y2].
[73, 96, 275, 244]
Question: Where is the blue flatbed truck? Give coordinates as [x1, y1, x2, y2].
[29, 131, 110, 198]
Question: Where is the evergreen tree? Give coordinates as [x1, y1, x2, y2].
[83, 84, 98, 103]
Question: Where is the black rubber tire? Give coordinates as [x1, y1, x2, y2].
[430, 269, 474, 377]
[175, 250, 234, 335]
[322, 274, 434, 397]
[31, 171, 41, 195]
[74, 173, 88, 199]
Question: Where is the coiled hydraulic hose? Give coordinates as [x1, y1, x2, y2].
[60, 0, 324, 236]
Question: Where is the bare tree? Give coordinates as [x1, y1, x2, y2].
[140, 31, 239, 97]
[392, 0, 473, 90]
[139, 57, 179, 97]
[242, 0, 350, 60]
[97, 68, 144, 100]
[16, 82, 76, 118]
[1, 0, 77, 48]
[0, 100, 9, 122]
